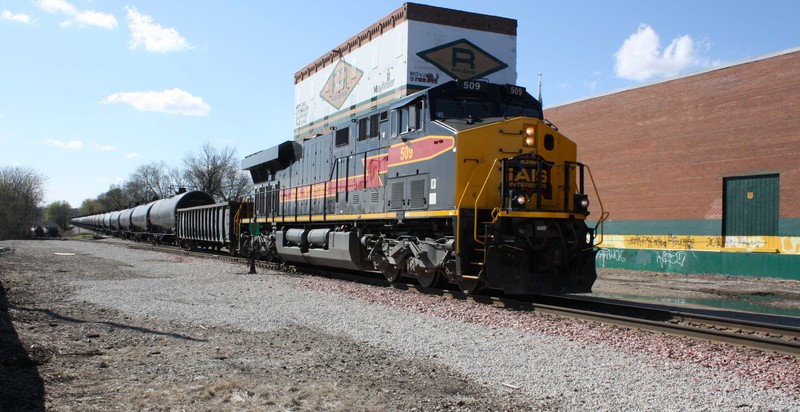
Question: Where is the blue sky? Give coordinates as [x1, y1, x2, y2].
[1, 0, 798, 207]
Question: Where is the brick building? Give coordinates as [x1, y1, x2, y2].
[544, 48, 800, 279]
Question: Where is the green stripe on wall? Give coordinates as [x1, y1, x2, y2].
[596, 248, 799, 281]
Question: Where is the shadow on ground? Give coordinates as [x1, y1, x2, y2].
[0, 280, 45, 411]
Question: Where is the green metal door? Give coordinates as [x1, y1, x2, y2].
[723, 174, 779, 236]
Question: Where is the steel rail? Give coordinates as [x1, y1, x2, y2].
[508, 298, 800, 357]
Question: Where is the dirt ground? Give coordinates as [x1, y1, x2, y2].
[0, 240, 550, 411]
[1, 238, 799, 411]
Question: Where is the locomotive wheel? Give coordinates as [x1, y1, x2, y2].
[381, 264, 402, 282]
[417, 270, 441, 288]
[457, 276, 483, 294]
[254, 239, 268, 260]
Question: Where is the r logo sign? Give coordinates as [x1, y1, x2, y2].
[417, 39, 508, 81]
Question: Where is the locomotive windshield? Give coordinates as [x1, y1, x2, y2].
[429, 81, 543, 124]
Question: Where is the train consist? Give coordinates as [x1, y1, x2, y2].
[71, 189, 243, 253]
[73, 80, 604, 295]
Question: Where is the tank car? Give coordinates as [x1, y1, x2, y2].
[118, 208, 134, 238]
[144, 190, 215, 242]
[109, 211, 122, 233]
[130, 201, 155, 240]
[73, 189, 215, 244]
[241, 80, 605, 294]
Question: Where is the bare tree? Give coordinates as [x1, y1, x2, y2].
[223, 169, 253, 202]
[183, 143, 251, 202]
[74, 144, 253, 211]
[123, 179, 148, 205]
[97, 184, 132, 211]
[0, 166, 46, 239]
[168, 165, 188, 195]
[128, 161, 174, 202]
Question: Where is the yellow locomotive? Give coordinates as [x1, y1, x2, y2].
[241, 80, 604, 294]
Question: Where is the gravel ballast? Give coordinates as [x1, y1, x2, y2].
[2, 239, 798, 410]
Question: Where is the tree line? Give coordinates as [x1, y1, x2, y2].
[0, 166, 46, 239]
[0, 143, 252, 240]
[78, 143, 252, 215]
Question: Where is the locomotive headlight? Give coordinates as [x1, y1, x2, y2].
[574, 194, 590, 214]
[523, 124, 536, 147]
[524, 124, 535, 136]
[524, 135, 536, 146]
[511, 194, 528, 209]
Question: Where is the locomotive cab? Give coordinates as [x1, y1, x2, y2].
[423, 80, 603, 294]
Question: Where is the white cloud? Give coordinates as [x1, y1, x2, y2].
[125, 152, 142, 159]
[35, 0, 117, 30]
[37, 0, 76, 15]
[102, 88, 211, 116]
[614, 24, 708, 81]
[2, 9, 34, 24]
[95, 144, 116, 151]
[126, 6, 192, 53]
[46, 139, 84, 149]
[75, 10, 117, 29]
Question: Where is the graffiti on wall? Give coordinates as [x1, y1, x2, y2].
[597, 248, 626, 267]
[623, 234, 774, 252]
[656, 250, 689, 269]
[722, 236, 768, 249]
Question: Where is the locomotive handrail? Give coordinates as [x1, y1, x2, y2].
[452, 160, 482, 255]
[472, 158, 502, 246]
[233, 202, 243, 244]
[584, 164, 608, 249]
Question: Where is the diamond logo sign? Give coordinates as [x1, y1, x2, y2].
[320, 60, 364, 109]
[417, 39, 508, 81]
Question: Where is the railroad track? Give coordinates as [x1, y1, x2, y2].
[121, 240, 800, 357]
[522, 295, 800, 357]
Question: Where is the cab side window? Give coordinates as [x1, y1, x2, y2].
[391, 100, 425, 137]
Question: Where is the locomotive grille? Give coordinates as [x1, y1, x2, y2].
[389, 181, 404, 209]
[409, 179, 426, 209]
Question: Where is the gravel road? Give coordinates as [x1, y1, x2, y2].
[1, 239, 798, 411]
